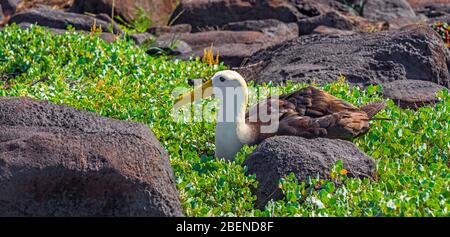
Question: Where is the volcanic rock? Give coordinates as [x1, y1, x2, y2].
[0, 97, 183, 217]
[70, 0, 178, 26]
[243, 136, 376, 208]
[169, 0, 306, 31]
[9, 8, 123, 34]
[244, 25, 450, 88]
[381, 80, 446, 108]
[363, 0, 416, 21]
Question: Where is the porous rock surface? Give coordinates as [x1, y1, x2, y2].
[243, 136, 376, 208]
[244, 25, 450, 88]
[0, 97, 183, 217]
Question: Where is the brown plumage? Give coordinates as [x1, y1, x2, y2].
[246, 86, 387, 144]
[175, 70, 388, 160]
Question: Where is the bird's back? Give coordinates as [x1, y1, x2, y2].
[245, 86, 387, 143]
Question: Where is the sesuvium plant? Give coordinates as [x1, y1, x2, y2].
[115, 7, 153, 34]
[432, 22, 450, 47]
[0, 25, 448, 217]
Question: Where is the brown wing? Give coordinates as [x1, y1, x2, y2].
[245, 86, 358, 124]
[245, 86, 385, 144]
[280, 86, 359, 117]
[276, 111, 370, 140]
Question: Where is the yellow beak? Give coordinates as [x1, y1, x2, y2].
[174, 79, 213, 109]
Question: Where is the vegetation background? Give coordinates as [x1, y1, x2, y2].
[0, 24, 448, 216]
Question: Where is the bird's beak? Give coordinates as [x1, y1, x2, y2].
[174, 79, 213, 109]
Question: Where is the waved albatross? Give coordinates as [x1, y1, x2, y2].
[175, 70, 386, 160]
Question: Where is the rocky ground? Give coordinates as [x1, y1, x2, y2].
[0, 0, 449, 216]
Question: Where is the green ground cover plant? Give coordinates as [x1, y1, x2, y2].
[432, 22, 450, 47]
[0, 25, 449, 217]
[114, 7, 153, 34]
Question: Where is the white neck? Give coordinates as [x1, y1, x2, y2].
[214, 86, 253, 160]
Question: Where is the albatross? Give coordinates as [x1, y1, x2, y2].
[175, 70, 386, 160]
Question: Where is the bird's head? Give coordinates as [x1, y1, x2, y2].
[174, 70, 247, 108]
[211, 70, 246, 89]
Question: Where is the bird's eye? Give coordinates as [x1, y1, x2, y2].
[219, 77, 226, 82]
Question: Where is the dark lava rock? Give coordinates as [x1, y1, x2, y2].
[162, 31, 266, 49]
[0, 0, 17, 16]
[311, 25, 355, 35]
[297, 11, 354, 35]
[243, 136, 376, 208]
[413, 3, 450, 22]
[363, 0, 416, 21]
[148, 24, 192, 36]
[407, 0, 450, 9]
[0, 97, 183, 217]
[174, 30, 269, 66]
[158, 20, 299, 67]
[382, 80, 446, 109]
[9, 8, 123, 34]
[386, 15, 428, 30]
[313, 0, 358, 14]
[71, 0, 178, 26]
[221, 18, 298, 34]
[169, 0, 306, 32]
[169, 0, 360, 32]
[94, 13, 115, 25]
[220, 19, 300, 44]
[244, 25, 450, 88]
